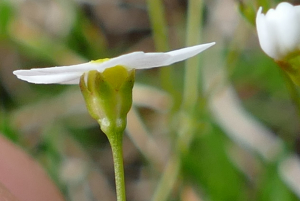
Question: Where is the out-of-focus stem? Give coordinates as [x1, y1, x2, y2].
[182, 0, 203, 110]
[151, 1, 204, 201]
[146, 0, 173, 92]
[281, 71, 300, 118]
[151, 156, 181, 201]
[146, 0, 168, 52]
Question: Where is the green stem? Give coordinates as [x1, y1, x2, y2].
[107, 132, 126, 201]
[281, 71, 300, 118]
[151, 156, 181, 201]
[146, 0, 173, 92]
[182, 0, 203, 110]
[151, 1, 204, 200]
[146, 0, 168, 52]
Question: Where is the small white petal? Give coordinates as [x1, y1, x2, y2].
[13, 62, 99, 84]
[14, 71, 82, 84]
[95, 43, 215, 70]
[164, 42, 216, 65]
[256, 7, 279, 59]
[15, 62, 99, 74]
[133, 42, 216, 69]
[272, 3, 300, 58]
[95, 52, 171, 70]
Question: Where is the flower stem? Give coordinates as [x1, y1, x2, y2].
[146, 0, 173, 92]
[281, 71, 300, 118]
[107, 132, 126, 201]
[183, 0, 203, 110]
[151, 155, 181, 201]
[146, 0, 168, 52]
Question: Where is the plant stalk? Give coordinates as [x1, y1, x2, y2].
[151, 155, 181, 201]
[183, 0, 203, 110]
[108, 132, 126, 201]
[281, 71, 300, 118]
[146, 0, 173, 92]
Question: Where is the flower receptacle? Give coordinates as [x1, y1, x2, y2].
[79, 66, 135, 136]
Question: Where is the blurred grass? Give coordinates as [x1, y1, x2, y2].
[0, 0, 300, 201]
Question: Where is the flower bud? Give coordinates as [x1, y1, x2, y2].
[79, 66, 135, 136]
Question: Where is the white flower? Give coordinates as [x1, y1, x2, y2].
[13, 43, 215, 84]
[256, 2, 300, 61]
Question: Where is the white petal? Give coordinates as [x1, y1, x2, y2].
[256, 7, 279, 59]
[295, 5, 300, 14]
[163, 42, 216, 65]
[18, 62, 99, 74]
[94, 52, 171, 71]
[132, 42, 216, 69]
[12, 52, 150, 84]
[272, 2, 300, 58]
[14, 71, 82, 84]
[13, 52, 148, 84]
[13, 43, 215, 84]
[13, 62, 99, 84]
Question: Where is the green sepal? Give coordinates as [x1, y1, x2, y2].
[79, 66, 135, 136]
[277, 55, 300, 86]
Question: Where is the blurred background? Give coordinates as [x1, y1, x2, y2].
[1, 0, 300, 200]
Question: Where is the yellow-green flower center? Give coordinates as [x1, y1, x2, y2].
[103, 65, 129, 91]
[90, 58, 129, 90]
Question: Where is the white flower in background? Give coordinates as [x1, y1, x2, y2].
[256, 2, 300, 61]
[13, 43, 215, 84]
